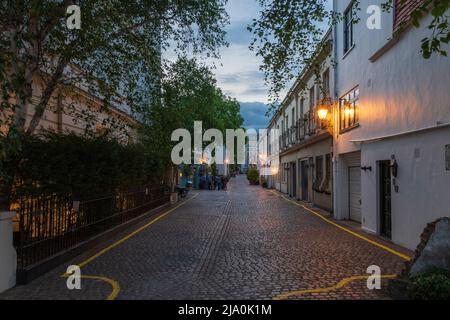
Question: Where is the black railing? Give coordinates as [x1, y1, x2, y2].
[278, 108, 324, 153]
[14, 186, 169, 270]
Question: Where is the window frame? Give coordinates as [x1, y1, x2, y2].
[291, 108, 295, 127]
[343, 2, 355, 55]
[322, 68, 330, 99]
[339, 86, 360, 133]
[312, 155, 324, 192]
[309, 86, 315, 111]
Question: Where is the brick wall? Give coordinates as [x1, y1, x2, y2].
[394, 0, 425, 31]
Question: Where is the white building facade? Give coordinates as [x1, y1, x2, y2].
[332, 0, 450, 250]
[269, 30, 335, 212]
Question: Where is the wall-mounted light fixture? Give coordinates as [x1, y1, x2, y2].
[361, 166, 372, 172]
[318, 107, 329, 121]
[317, 97, 334, 134]
[390, 159, 398, 178]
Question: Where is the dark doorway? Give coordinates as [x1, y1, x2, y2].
[301, 160, 309, 201]
[291, 162, 297, 198]
[379, 161, 392, 238]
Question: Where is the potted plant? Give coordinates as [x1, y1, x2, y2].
[246, 168, 260, 185]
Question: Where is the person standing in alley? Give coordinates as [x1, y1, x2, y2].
[215, 175, 222, 191]
[222, 176, 227, 191]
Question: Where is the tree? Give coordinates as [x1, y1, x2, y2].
[139, 57, 244, 183]
[249, 0, 449, 111]
[0, 0, 229, 133]
[0, 1, 230, 210]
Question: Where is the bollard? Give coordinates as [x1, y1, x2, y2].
[0, 211, 17, 293]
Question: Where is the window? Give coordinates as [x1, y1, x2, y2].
[339, 86, 359, 132]
[343, 3, 355, 54]
[300, 98, 305, 118]
[322, 68, 330, 99]
[313, 156, 323, 191]
[309, 86, 315, 111]
[291, 109, 295, 127]
[283, 164, 288, 182]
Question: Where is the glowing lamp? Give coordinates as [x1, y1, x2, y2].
[318, 107, 329, 121]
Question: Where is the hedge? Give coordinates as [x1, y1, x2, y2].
[3, 131, 162, 200]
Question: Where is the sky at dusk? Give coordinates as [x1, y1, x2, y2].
[210, 0, 270, 129]
[165, 0, 331, 130]
[215, 0, 331, 129]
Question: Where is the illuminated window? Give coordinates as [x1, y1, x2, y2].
[339, 86, 359, 132]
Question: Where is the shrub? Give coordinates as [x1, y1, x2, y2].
[261, 176, 268, 188]
[246, 168, 259, 185]
[408, 268, 450, 300]
[5, 131, 161, 200]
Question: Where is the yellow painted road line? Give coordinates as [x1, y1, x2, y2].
[76, 193, 199, 269]
[60, 193, 199, 300]
[273, 274, 398, 300]
[269, 190, 412, 261]
[61, 274, 120, 301]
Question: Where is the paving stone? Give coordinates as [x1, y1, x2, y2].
[1, 175, 408, 300]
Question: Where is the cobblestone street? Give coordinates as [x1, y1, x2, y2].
[1, 175, 412, 300]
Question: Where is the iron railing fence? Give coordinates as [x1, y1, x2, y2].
[277, 107, 329, 153]
[14, 186, 169, 270]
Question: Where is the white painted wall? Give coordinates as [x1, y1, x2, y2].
[334, 0, 450, 152]
[0, 211, 17, 293]
[361, 127, 450, 250]
[333, 0, 450, 248]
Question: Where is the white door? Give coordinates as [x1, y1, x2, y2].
[348, 166, 362, 222]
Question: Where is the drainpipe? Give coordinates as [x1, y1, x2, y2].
[332, 0, 340, 218]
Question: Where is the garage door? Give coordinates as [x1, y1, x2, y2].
[349, 166, 362, 222]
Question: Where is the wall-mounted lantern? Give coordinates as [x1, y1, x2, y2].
[318, 107, 329, 121]
[391, 159, 398, 178]
[317, 97, 334, 134]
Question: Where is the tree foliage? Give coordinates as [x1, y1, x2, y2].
[0, 0, 229, 133]
[249, 0, 449, 112]
[246, 167, 259, 185]
[0, 0, 231, 209]
[1, 57, 243, 203]
[7, 132, 152, 199]
[140, 57, 244, 172]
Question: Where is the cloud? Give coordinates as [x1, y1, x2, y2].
[203, 0, 270, 103]
[239, 102, 270, 130]
[164, 0, 333, 104]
